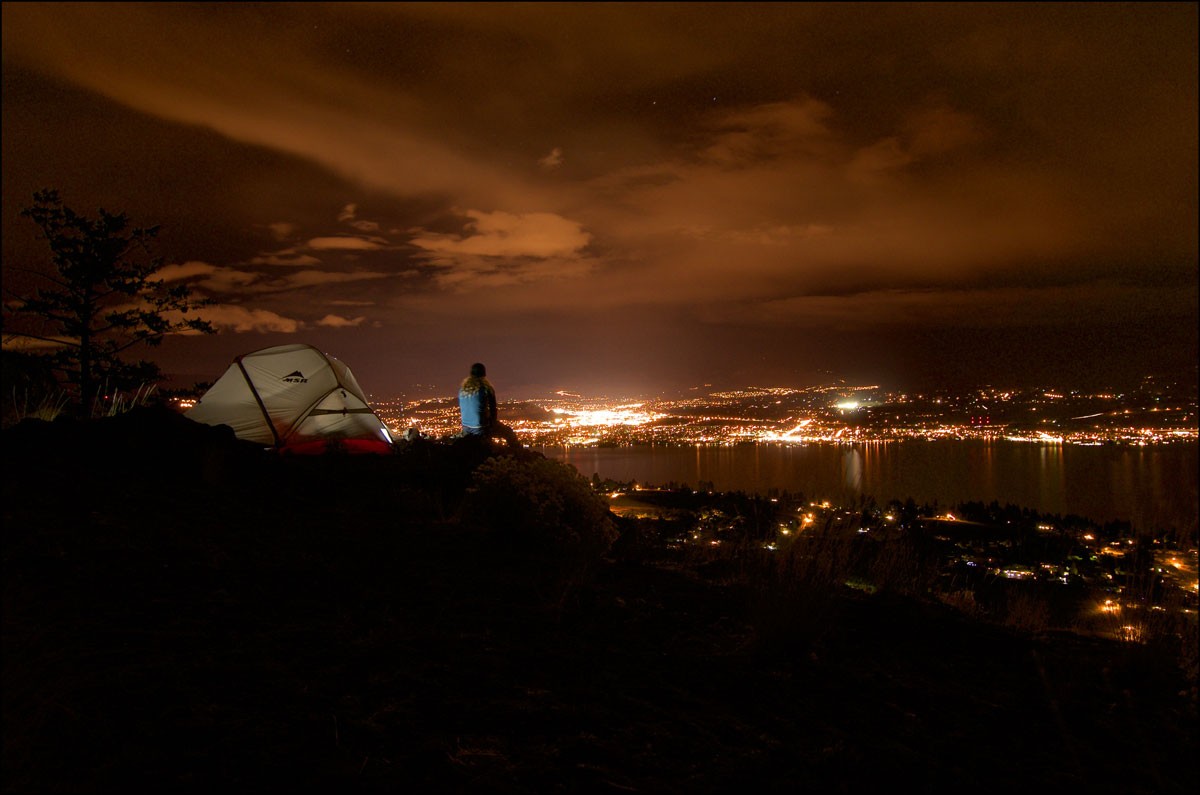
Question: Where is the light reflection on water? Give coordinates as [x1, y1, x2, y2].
[540, 440, 1199, 529]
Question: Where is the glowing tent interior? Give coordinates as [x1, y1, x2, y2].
[185, 344, 395, 454]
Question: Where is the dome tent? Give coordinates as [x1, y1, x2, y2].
[185, 344, 395, 454]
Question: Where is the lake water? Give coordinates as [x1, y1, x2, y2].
[539, 441, 1199, 530]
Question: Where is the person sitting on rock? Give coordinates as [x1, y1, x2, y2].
[457, 362, 521, 448]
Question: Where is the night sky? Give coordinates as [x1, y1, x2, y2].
[3, 3, 1196, 399]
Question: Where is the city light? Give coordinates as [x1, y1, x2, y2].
[550, 405, 662, 427]
[370, 382, 1198, 449]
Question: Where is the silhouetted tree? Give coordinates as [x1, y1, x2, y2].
[4, 190, 214, 417]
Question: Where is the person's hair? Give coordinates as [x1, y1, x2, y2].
[470, 362, 486, 377]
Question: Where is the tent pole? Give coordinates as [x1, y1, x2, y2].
[236, 358, 283, 449]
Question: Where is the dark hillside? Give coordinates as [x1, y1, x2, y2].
[3, 408, 1196, 793]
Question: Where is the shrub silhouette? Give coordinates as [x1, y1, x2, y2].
[743, 521, 863, 655]
[462, 455, 618, 610]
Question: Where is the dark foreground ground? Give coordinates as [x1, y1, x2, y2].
[3, 408, 1197, 794]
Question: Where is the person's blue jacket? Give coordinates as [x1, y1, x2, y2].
[458, 376, 497, 435]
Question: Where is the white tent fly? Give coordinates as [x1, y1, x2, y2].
[185, 344, 395, 454]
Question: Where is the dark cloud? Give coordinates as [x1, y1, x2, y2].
[3, 2, 1195, 396]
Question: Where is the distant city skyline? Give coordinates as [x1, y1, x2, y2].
[4, 3, 1196, 398]
[360, 367, 1199, 403]
[367, 380, 1199, 443]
